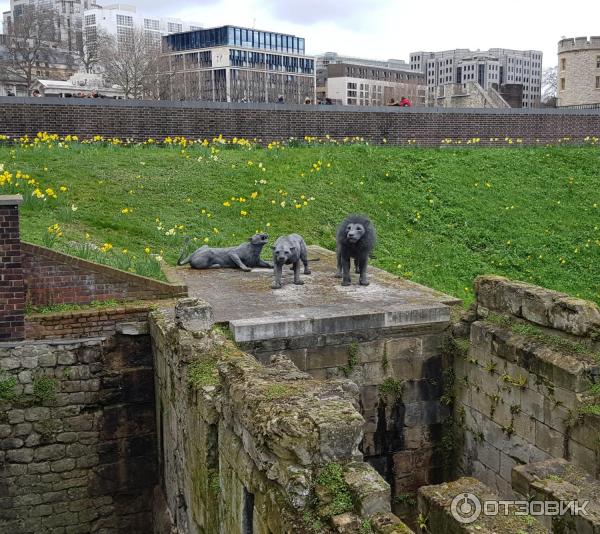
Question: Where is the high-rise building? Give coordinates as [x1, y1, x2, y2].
[161, 26, 315, 103]
[3, 0, 99, 51]
[409, 48, 543, 108]
[316, 52, 426, 106]
[557, 36, 600, 107]
[82, 4, 201, 51]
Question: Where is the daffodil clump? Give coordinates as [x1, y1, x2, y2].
[0, 132, 599, 304]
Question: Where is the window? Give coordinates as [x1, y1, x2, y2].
[561, 58, 566, 71]
[561, 78, 565, 90]
[596, 76, 600, 89]
[168, 22, 183, 33]
[597, 56, 600, 68]
[84, 14, 95, 26]
[116, 14, 133, 27]
[145, 19, 160, 30]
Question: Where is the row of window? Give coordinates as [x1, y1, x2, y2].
[164, 26, 305, 55]
[229, 49, 314, 73]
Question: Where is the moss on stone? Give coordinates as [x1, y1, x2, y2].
[0, 370, 17, 401]
[33, 376, 58, 402]
[263, 384, 298, 400]
[486, 313, 600, 362]
[188, 359, 219, 388]
[316, 463, 354, 518]
[378, 378, 404, 400]
[340, 343, 359, 377]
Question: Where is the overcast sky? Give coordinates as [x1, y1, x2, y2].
[2, 0, 599, 67]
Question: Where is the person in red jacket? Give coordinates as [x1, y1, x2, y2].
[399, 96, 412, 107]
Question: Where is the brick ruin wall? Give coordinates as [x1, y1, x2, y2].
[25, 304, 152, 341]
[0, 333, 157, 533]
[1, 98, 600, 146]
[0, 198, 25, 341]
[22, 242, 186, 307]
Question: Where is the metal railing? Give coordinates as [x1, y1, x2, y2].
[558, 103, 600, 110]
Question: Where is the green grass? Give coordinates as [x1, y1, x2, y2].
[26, 299, 121, 315]
[2, 138, 600, 305]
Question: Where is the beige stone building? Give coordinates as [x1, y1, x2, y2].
[557, 36, 600, 107]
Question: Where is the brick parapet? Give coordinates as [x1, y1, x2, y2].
[1, 98, 600, 146]
[22, 242, 187, 306]
[0, 195, 24, 341]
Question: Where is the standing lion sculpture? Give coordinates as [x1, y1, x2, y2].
[335, 214, 376, 286]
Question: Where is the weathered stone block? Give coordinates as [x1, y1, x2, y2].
[174, 298, 215, 332]
[420, 476, 547, 533]
[512, 458, 600, 533]
[344, 462, 391, 517]
[7, 448, 34, 463]
[534, 421, 565, 458]
[34, 444, 66, 461]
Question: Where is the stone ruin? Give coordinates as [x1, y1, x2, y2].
[1, 195, 600, 533]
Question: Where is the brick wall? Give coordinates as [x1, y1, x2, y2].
[1, 97, 600, 146]
[0, 197, 24, 341]
[22, 242, 186, 306]
[25, 304, 152, 340]
[0, 335, 156, 533]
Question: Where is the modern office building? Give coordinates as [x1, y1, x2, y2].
[82, 4, 201, 51]
[557, 36, 600, 107]
[409, 48, 543, 108]
[161, 26, 315, 103]
[316, 52, 425, 106]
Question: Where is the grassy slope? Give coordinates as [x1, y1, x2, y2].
[1, 141, 599, 305]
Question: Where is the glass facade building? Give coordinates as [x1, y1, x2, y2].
[164, 26, 305, 55]
[161, 25, 315, 104]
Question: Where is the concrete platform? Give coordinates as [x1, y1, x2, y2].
[165, 246, 459, 342]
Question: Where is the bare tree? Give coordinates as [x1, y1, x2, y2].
[542, 66, 558, 105]
[78, 27, 111, 74]
[97, 28, 169, 99]
[2, 5, 62, 92]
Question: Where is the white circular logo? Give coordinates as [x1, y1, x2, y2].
[450, 492, 482, 524]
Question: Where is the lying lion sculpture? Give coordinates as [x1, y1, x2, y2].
[177, 234, 273, 271]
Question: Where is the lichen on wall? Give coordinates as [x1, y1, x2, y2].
[150, 300, 410, 533]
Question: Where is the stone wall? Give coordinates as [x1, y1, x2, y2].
[0, 197, 25, 341]
[1, 98, 600, 146]
[557, 36, 600, 107]
[22, 242, 186, 306]
[453, 275, 600, 497]
[150, 298, 412, 534]
[0, 333, 157, 533]
[25, 304, 152, 340]
[239, 318, 453, 510]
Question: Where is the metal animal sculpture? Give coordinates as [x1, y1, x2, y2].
[271, 234, 312, 289]
[177, 234, 273, 271]
[335, 214, 376, 286]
